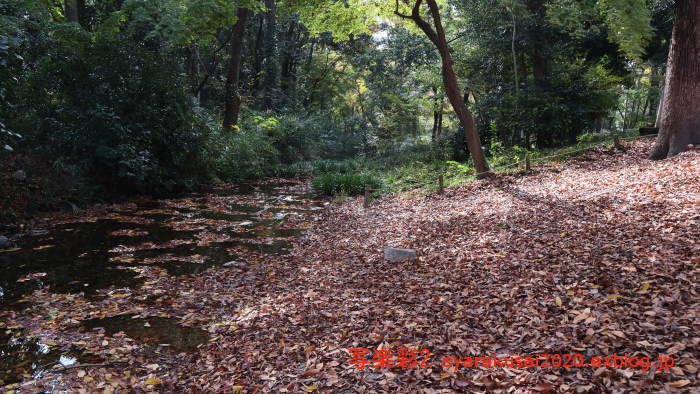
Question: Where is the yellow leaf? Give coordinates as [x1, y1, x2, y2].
[231, 386, 244, 393]
[145, 377, 162, 385]
[303, 384, 318, 392]
[33, 245, 54, 250]
[669, 380, 690, 388]
[639, 282, 650, 292]
[554, 297, 562, 307]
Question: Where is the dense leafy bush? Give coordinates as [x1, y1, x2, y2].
[310, 159, 359, 174]
[208, 128, 280, 180]
[312, 173, 381, 196]
[3, 3, 214, 195]
[274, 159, 360, 178]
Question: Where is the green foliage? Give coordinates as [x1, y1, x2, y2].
[596, 0, 653, 60]
[312, 173, 381, 196]
[4, 1, 213, 195]
[275, 161, 314, 178]
[548, 0, 653, 60]
[577, 131, 611, 144]
[0, 0, 671, 223]
[208, 128, 280, 180]
[275, 158, 359, 178]
[310, 159, 358, 174]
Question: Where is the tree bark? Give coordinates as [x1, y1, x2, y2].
[649, 0, 700, 159]
[396, 0, 490, 176]
[64, 0, 79, 23]
[262, 0, 279, 108]
[251, 16, 265, 94]
[222, 7, 250, 132]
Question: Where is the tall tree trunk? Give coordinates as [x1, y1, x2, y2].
[396, 0, 490, 176]
[650, 0, 700, 159]
[222, 8, 250, 132]
[280, 21, 297, 91]
[64, 0, 79, 23]
[251, 16, 265, 94]
[262, 0, 279, 108]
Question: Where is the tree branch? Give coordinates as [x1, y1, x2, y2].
[395, 0, 440, 47]
[394, 0, 411, 19]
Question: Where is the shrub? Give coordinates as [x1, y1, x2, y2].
[208, 129, 280, 180]
[312, 173, 381, 196]
[275, 162, 313, 178]
[5, 15, 214, 195]
[310, 159, 358, 175]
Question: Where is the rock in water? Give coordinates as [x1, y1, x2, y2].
[223, 261, 247, 269]
[0, 236, 10, 249]
[11, 170, 26, 181]
[384, 248, 417, 262]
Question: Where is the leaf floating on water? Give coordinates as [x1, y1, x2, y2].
[16, 272, 47, 282]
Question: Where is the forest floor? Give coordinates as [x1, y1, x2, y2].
[1, 139, 698, 393]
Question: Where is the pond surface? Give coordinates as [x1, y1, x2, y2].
[82, 315, 209, 354]
[0, 180, 324, 385]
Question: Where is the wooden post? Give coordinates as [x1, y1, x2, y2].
[613, 134, 623, 151]
[438, 174, 444, 194]
[525, 153, 531, 171]
[363, 184, 370, 208]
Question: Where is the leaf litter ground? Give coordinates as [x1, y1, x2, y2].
[1, 140, 698, 393]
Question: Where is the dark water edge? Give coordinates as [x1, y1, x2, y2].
[0, 181, 324, 385]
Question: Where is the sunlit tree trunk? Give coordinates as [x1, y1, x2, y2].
[222, 8, 250, 132]
[396, 0, 490, 176]
[649, 0, 700, 159]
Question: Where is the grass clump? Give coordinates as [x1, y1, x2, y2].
[310, 159, 358, 175]
[312, 173, 381, 196]
[277, 158, 361, 178]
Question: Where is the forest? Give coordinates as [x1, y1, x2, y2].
[0, 0, 698, 392]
